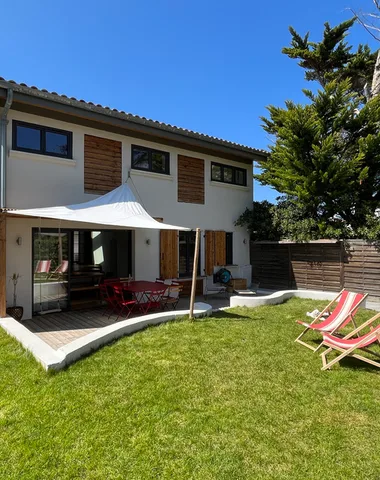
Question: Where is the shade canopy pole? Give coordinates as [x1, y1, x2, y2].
[189, 228, 200, 320]
[0, 213, 6, 317]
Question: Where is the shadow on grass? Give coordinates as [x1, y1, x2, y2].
[326, 354, 380, 374]
[205, 310, 256, 321]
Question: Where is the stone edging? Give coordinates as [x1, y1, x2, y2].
[0, 302, 212, 371]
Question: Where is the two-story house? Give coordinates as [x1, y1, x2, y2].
[0, 78, 267, 320]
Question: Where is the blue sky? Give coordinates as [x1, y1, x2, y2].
[2, 0, 377, 202]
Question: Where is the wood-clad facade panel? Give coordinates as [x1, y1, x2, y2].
[84, 134, 122, 194]
[205, 230, 226, 275]
[160, 230, 178, 279]
[177, 155, 204, 204]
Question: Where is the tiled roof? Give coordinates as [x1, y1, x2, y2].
[0, 77, 268, 157]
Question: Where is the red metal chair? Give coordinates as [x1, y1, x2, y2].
[113, 284, 137, 320]
[104, 278, 120, 284]
[99, 283, 119, 318]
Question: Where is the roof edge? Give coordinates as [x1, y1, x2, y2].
[0, 78, 268, 160]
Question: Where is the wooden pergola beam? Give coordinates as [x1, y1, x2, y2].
[0, 213, 6, 317]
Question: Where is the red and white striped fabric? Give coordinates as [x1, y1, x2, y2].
[297, 291, 365, 333]
[323, 325, 380, 350]
[54, 260, 69, 274]
[35, 260, 51, 274]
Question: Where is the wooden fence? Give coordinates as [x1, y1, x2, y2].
[250, 240, 380, 300]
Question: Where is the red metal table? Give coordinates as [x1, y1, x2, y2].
[122, 281, 166, 314]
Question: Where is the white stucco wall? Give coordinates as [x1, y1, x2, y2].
[4, 110, 253, 318]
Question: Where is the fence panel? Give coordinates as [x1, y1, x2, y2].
[344, 240, 380, 299]
[251, 244, 291, 289]
[250, 240, 380, 300]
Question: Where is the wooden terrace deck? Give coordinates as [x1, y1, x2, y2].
[23, 309, 117, 349]
[22, 295, 230, 350]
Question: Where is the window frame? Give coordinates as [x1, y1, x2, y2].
[12, 120, 73, 159]
[131, 144, 170, 175]
[178, 231, 201, 278]
[211, 162, 247, 186]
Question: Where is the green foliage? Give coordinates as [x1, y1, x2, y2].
[282, 19, 376, 96]
[356, 213, 380, 241]
[254, 19, 380, 240]
[235, 201, 281, 241]
[236, 197, 358, 241]
[260, 81, 380, 226]
[33, 233, 68, 271]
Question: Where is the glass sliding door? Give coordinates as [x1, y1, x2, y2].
[179, 231, 201, 277]
[33, 229, 69, 314]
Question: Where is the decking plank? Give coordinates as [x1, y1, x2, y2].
[22, 309, 121, 349]
[20, 296, 217, 350]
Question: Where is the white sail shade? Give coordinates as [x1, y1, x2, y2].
[10, 184, 190, 231]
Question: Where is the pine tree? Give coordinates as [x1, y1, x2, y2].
[282, 19, 376, 97]
[254, 19, 380, 239]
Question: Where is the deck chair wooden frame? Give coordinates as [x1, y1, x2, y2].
[320, 312, 380, 370]
[295, 290, 368, 352]
[48, 260, 69, 281]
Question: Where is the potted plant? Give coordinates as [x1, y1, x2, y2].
[6, 273, 23, 321]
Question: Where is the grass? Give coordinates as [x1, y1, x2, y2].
[1, 298, 380, 479]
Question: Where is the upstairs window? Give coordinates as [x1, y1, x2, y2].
[211, 162, 247, 186]
[13, 121, 72, 159]
[132, 144, 170, 174]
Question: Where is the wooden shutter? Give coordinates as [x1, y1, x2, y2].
[160, 230, 178, 279]
[205, 231, 215, 276]
[84, 134, 122, 194]
[215, 231, 226, 267]
[177, 155, 205, 204]
[205, 230, 226, 275]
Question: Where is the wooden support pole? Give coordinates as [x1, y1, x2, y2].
[189, 228, 200, 320]
[0, 213, 6, 317]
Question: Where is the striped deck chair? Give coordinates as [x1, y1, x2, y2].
[35, 260, 52, 279]
[321, 312, 380, 370]
[295, 290, 368, 352]
[48, 260, 69, 280]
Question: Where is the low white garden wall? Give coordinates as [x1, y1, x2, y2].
[230, 289, 380, 311]
[0, 302, 212, 372]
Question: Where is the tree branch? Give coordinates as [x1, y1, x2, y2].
[350, 7, 380, 41]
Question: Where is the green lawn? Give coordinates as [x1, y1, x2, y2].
[1, 298, 380, 480]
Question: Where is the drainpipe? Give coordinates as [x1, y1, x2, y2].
[0, 88, 13, 209]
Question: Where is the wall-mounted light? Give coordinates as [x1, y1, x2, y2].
[16, 236, 22, 246]
[145, 239, 151, 246]
[243, 238, 247, 245]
